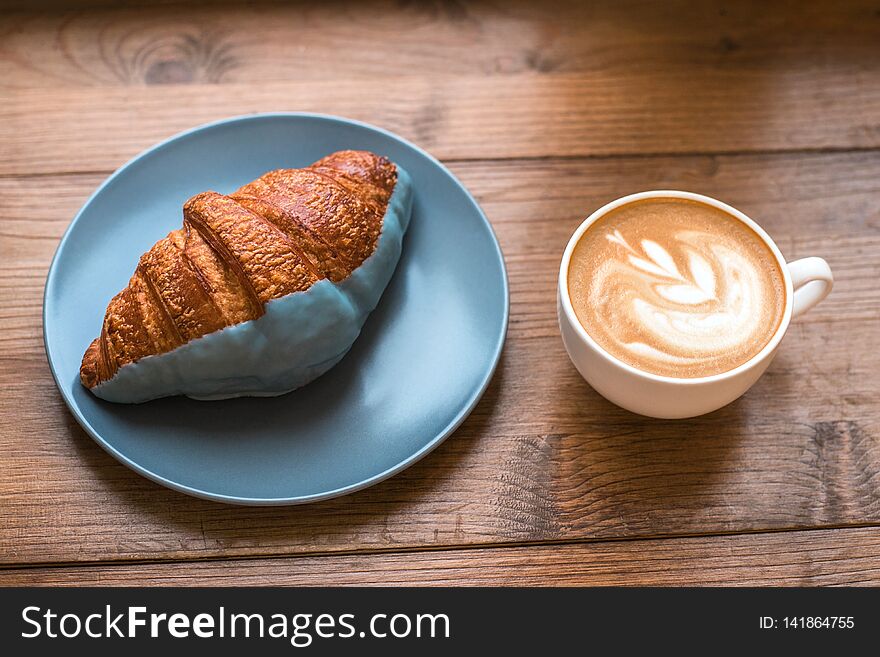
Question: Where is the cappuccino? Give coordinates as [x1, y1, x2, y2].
[567, 198, 785, 378]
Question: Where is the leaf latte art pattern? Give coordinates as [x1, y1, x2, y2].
[568, 199, 786, 378]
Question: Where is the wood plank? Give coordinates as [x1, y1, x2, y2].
[2, 1, 880, 172]
[4, 1, 879, 88]
[1, 150, 878, 565]
[3, 324, 877, 563]
[1, 151, 877, 354]
[3, 70, 879, 175]
[2, 527, 879, 586]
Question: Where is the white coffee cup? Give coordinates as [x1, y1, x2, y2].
[557, 191, 833, 419]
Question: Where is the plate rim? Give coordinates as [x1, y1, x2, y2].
[42, 112, 509, 505]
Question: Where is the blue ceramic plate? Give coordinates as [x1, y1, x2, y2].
[44, 113, 508, 505]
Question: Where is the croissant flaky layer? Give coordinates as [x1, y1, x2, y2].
[80, 150, 398, 389]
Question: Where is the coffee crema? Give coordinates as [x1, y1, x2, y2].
[567, 198, 786, 378]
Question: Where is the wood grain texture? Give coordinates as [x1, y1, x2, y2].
[4, 1, 879, 87]
[2, 527, 879, 586]
[1, 151, 878, 566]
[2, 1, 880, 172]
[2, 72, 876, 176]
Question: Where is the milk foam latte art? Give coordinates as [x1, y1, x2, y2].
[567, 198, 786, 378]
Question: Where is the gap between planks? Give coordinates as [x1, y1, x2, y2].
[3, 521, 879, 573]
[3, 145, 880, 181]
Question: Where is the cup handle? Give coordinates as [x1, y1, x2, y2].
[787, 257, 833, 319]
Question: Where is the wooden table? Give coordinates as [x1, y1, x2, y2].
[1, 0, 879, 586]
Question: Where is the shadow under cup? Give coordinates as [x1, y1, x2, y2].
[557, 190, 833, 419]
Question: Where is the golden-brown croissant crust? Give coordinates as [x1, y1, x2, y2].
[80, 150, 398, 389]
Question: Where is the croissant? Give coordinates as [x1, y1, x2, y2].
[80, 150, 413, 403]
